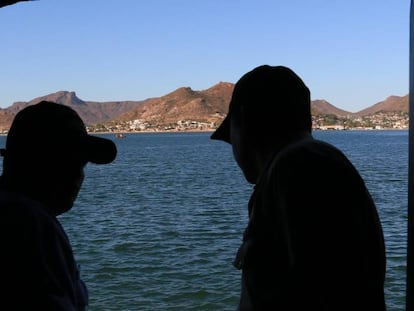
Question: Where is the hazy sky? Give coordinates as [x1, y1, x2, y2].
[0, 0, 410, 112]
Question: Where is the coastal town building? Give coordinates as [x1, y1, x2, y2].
[86, 111, 409, 133]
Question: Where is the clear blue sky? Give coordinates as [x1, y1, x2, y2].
[0, 0, 410, 112]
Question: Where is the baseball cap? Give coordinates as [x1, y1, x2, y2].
[2, 101, 117, 164]
[211, 65, 311, 143]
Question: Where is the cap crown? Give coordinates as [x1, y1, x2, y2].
[229, 65, 311, 131]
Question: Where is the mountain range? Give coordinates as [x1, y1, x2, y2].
[0, 83, 408, 131]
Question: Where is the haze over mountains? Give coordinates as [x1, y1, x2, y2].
[0, 82, 408, 131]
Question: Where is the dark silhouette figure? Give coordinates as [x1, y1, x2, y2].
[0, 0, 31, 8]
[0, 101, 117, 310]
[211, 65, 386, 310]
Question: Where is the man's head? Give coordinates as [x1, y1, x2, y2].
[1, 101, 117, 214]
[211, 65, 311, 183]
[211, 65, 311, 144]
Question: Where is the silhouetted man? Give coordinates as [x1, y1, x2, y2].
[0, 101, 117, 310]
[211, 65, 386, 310]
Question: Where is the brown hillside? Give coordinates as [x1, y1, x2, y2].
[115, 83, 358, 127]
[0, 86, 408, 132]
[199, 82, 234, 115]
[115, 82, 234, 125]
[0, 91, 143, 129]
[0, 110, 17, 131]
[311, 99, 353, 117]
[356, 95, 408, 116]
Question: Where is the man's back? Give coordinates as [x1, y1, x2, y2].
[237, 139, 386, 310]
[0, 189, 88, 310]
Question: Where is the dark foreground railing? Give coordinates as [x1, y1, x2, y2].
[407, 1, 414, 310]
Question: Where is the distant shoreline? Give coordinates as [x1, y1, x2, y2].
[90, 127, 408, 136]
[91, 129, 216, 135]
[0, 128, 406, 138]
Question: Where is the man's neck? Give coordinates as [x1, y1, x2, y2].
[255, 132, 313, 183]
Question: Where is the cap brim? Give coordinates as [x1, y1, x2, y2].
[84, 135, 117, 164]
[210, 115, 231, 143]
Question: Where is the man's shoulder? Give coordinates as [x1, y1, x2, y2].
[273, 138, 346, 168]
[265, 138, 358, 187]
[281, 138, 342, 157]
[0, 190, 56, 227]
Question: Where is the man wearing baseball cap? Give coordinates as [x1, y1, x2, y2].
[0, 101, 117, 310]
[212, 65, 386, 310]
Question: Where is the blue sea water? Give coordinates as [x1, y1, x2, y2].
[5, 130, 407, 310]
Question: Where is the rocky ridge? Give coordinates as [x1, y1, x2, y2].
[0, 84, 408, 132]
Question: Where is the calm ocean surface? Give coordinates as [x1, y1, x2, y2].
[3, 130, 407, 310]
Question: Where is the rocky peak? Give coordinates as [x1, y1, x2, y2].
[42, 91, 85, 106]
